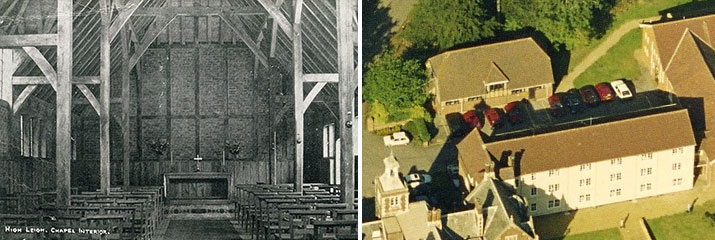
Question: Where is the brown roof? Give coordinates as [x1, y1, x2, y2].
[428, 38, 554, 102]
[456, 130, 493, 181]
[664, 31, 715, 131]
[484, 109, 695, 176]
[644, 14, 715, 68]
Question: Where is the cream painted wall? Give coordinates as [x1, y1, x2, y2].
[503, 145, 695, 216]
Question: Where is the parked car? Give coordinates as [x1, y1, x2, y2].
[404, 173, 432, 189]
[610, 80, 633, 100]
[563, 89, 585, 114]
[503, 101, 524, 124]
[462, 110, 483, 130]
[447, 164, 460, 188]
[579, 85, 601, 106]
[595, 82, 615, 102]
[548, 94, 565, 117]
[484, 108, 504, 128]
[383, 132, 410, 146]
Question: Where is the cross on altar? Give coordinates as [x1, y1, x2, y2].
[193, 155, 203, 172]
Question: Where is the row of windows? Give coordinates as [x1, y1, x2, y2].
[640, 183, 652, 191]
[640, 168, 653, 176]
[673, 178, 683, 186]
[610, 188, 622, 197]
[579, 178, 591, 187]
[579, 163, 592, 171]
[579, 194, 591, 202]
[529, 200, 563, 212]
[610, 173, 622, 182]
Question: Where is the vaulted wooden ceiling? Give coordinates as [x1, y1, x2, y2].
[0, 0, 357, 113]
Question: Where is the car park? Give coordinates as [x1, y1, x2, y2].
[462, 110, 483, 130]
[404, 173, 432, 189]
[484, 108, 504, 128]
[548, 94, 565, 117]
[610, 80, 633, 100]
[383, 132, 410, 146]
[579, 85, 601, 106]
[504, 101, 524, 124]
[595, 82, 615, 102]
[563, 89, 585, 114]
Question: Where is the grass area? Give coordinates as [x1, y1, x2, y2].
[572, 28, 641, 88]
[549, 228, 622, 240]
[647, 199, 715, 239]
[568, 0, 705, 71]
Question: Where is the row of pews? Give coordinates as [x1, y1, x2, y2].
[236, 183, 358, 239]
[0, 186, 164, 240]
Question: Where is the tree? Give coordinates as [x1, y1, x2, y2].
[364, 51, 428, 117]
[502, 0, 605, 49]
[402, 0, 501, 51]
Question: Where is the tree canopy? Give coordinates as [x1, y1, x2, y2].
[501, 0, 606, 49]
[363, 51, 428, 115]
[402, 0, 501, 51]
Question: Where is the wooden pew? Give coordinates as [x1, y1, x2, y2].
[312, 219, 358, 240]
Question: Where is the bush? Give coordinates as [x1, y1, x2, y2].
[367, 101, 389, 124]
[403, 118, 431, 145]
[375, 125, 402, 136]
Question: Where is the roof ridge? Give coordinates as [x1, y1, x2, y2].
[664, 28, 695, 72]
[433, 38, 535, 57]
[484, 109, 689, 147]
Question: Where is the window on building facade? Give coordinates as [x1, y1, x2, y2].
[580, 195, 584, 202]
[672, 147, 683, 154]
[548, 200, 554, 208]
[467, 96, 480, 102]
[548, 184, 560, 192]
[555, 200, 561, 207]
[579, 178, 591, 187]
[531, 174, 535, 180]
[611, 158, 622, 165]
[672, 163, 681, 170]
[531, 187, 537, 196]
[580, 194, 592, 202]
[641, 183, 653, 192]
[390, 197, 399, 207]
[549, 169, 558, 176]
[530, 203, 536, 211]
[673, 178, 683, 186]
[641, 168, 653, 176]
[487, 83, 505, 92]
[616, 189, 621, 196]
[586, 194, 591, 201]
[580, 163, 591, 171]
[610, 189, 622, 197]
[505, 235, 518, 240]
[515, 179, 520, 188]
[445, 100, 459, 105]
[511, 89, 524, 94]
[641, 153, 653, 160]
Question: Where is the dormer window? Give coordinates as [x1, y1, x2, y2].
[485, 62, 509, 93]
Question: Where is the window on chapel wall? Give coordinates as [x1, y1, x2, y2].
[487, 83, 505, 92]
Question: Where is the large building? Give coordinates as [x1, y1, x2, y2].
[425, 38, 554, 116]
[458, 109, 696, 216]
[364, 155, 538, 240]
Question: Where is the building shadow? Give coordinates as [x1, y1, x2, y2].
[363, 0, 395, 67]
[362, 197, 377, 222]
[658, 1, 715, 20]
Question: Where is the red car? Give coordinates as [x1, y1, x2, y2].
[503, 101, 523, 124]
[548, 94, 565, 117]
[484, 108, 504, 128]
[595, 82, 614, 102]
[579, 85, 600, 106]
[462, 110, 483, 130]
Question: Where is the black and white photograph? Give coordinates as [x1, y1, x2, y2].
[0, 0, 358, 239]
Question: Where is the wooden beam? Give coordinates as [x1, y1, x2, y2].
[56, 0, 73, 207]
[292, 0, 304, 193]
[77, 84, 101, 115]
[128, 15, 175, 70]
[99, 0, 111, 195]
[108, 0, 145, 41]
[121, 24, 131, 188]
[268, 0, 284, 58]
[272, 103, 290, 127]
[219, 14, 269, 68]
[12, 76, 100, 85]
[256, 0, 292, 40]
[133, 6, 263, 16]
[337, 0, 355, 207]
[303, 73, 338, 83]
[0, 34, 57, 47]
[73, 97, 122, 105]
[21, 47, 57, 90]
[302, 82, 325, 113]
[1, 49, 16, 107]
[12, 85, 37, 114]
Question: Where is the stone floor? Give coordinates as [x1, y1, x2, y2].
[160, 220, 248, 240]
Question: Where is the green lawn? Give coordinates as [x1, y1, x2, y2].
[549, 228, 622, 240]
[567, 0, 715, 72]
[572, 28, 641, 88]
[647, 199, 715, 239]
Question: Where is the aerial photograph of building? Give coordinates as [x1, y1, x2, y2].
[363, 0, 715, 239]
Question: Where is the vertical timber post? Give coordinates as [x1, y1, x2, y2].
[121, 23, 131, 188]
[56, 0, 73, 206]
[337, 0, 355, 207]
[293, 0, 304, 193]
[99, 0, 112, 194]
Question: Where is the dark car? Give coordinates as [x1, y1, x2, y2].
[579, 85, 601, 106]
[503, 101, 523, 124]
[548, 94, 565, 117]
[595, 82, 615, 102]
[563, 89, 585, 114]
[462, 110, 483, 130]
[484, 108, 504, 128]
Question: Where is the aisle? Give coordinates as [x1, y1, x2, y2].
[161, 220, 245, 240]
